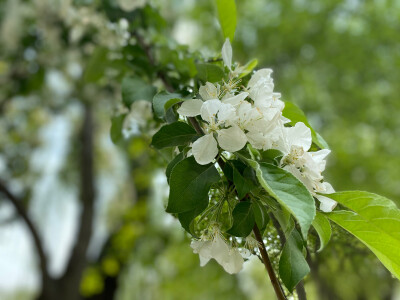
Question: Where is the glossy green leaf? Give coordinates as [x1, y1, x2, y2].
[283, 101, 329, 149]
[238, 156, 315, 238]
[227, 202, 255, 237]
[216, 0, 237, 42]
[151, 122, 198, 149]
[110, 114, 126, 144]
[178, 199, 209, 236]
[279, 230, 310, 292]
[326, 191, 400, 279]
[167, 157, 220, 213]
[121, 77, 156, 107]
[312, 212, 332, 252]
[195, 63, 225, 83]
[153, 91, 182, 119]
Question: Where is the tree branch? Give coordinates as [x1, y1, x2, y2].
[0, 180, 50, 284]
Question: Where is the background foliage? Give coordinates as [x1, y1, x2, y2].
[0, 0, 399, 299]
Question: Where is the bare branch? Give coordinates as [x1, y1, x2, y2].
[0, 180, 50, 282]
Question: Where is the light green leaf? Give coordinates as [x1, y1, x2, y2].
[195, 63, 225, 83]
[216, 0, 237, 42]
[279, 230, 310, 292]
[312, 212, 332, 252]
[283, 101, 329, 149]
[238, 59, 258, 78]
[151, 122, 198, 149]
[167, 157, 220, 213]
[238, 156, 315, 238]
[110, 114, 126, 144]
[164, 97, 184, 112]
[227, 202, 255, 237]
[153, 92, 182, 119]
[121, 77, 156, 107]
[326, 191, 400, 279]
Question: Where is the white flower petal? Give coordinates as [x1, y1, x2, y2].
[217, 125, 247, 152]
[222, 92, 248, 106]
[192, 134, 218, 165]
[247, 68, 273, 88]
[200, 99, 222, 124]
[177, 99, 203, 117]
[199, 82, 219, 100]
[221, 248, 244, 274]
[316, 194, 337, 212]
[217, 103, 236, 124]
[287, 122, 312, 151]
[222, 38, 232, 71]
[191, 240, 213, 266]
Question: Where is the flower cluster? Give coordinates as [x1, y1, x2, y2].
[178, 39, 337, 213]
[178, 39, 337, 274]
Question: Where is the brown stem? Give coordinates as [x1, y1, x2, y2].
[253, 225, 287, 300]
[296, 281, 307, 300]
[0, 180, 51, 289]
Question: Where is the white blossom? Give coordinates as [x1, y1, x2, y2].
[191, 232, 243, 274]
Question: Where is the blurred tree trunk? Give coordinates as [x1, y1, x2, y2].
[38, 104, 96, 300]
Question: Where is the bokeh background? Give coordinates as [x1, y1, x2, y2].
[1, 0, 399, 299]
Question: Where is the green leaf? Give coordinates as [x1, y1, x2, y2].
[238, 156, 315, 238]
[326, 191, 400, 279]
[312, 212, 332, 252]
[151, 122, 198, 149]
[121, 77, 156, 107]
[260, 149, 283, 165]
[252, 200, 270, 232]
[166, 152, 185, 183]
[167, 157, 220, 213]
[216, 0, 237, 42]
[153, 91, 182, 119]
[282, 101, 329, 149]
[279, 230, 310, 292]
[164, 97, 184, 112]
[110, 114, 126, 144]
[227, 202, 255, 237]
[238, 59, 258, 78]
[84, 47, 108, 83]
[195, 63, 225, 83]
[178, 199, 209, 236]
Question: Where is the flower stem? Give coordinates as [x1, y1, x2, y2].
[253, 225, 287, 300]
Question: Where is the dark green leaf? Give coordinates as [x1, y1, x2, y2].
[326, 191, 400, 279]
[178, 199, 208, 236]
[166, 152, 184, 183]
[195, 63, 225, 83]
[151, 122, 198, 149]
[227, 202, 255, 237]
[153, 91, 182, 119]
[252, 200, 269, 232]
[164, 98, 184, 112]
[121, 77, 156, 107]
[279, 230, 310, 292]
[312, 212, 332, 252]
[216, 0, 237, 42]
[283, 101, 329, 149]
[167, 157, 220, 213]
[110, 114, 126, 144]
